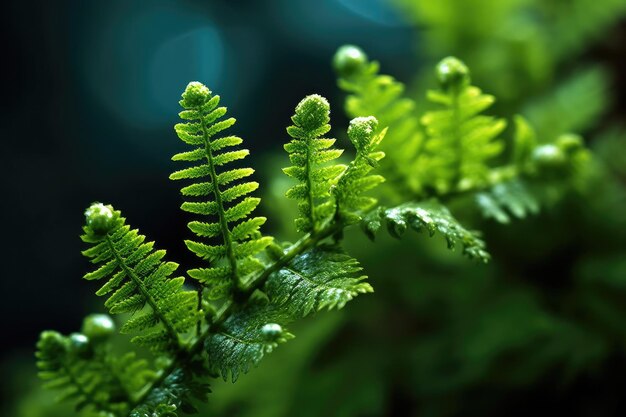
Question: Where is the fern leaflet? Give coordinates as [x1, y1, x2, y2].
[265, 246, 372, 318]
[284, 94, 346, 233]
[206, 303, 294, 382]
[334, 45, 423, 196]
[419, 57, 506, 195]
[334, 116, 386, 223]
[82, 203, 200, 351]
[476, 180, 539, 224]
[362, 200, 490, 262]
[171, 82, 272, 297]
[36, 329, 156, 416]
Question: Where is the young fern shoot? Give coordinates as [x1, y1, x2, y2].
[334, 116, 387, 224]
[82, 203, 200, 351]
[420, 57, 506, 194]
[284, 95, 346, 233]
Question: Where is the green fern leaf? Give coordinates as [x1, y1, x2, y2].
[36, 330, 155, 416]
[512, 115, 537, 170]
[265, 246, 372, 318]
[113, 351, 157, 396]
[334, 45, 423, 196]
[206, 304, 294, 382]
[419, 57, 506, 195]
[284, 94, 346, 233]
[171, 82, 272, 298]
[476, 180, 539, 224]
[81, 203, 200, 351]
[362, 199, 490, 262]
[334, 116, 386, 223]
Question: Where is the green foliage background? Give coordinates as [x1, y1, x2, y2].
[4, 0, 626, 416]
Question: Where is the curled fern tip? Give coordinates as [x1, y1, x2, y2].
[84, 202, 115, 235]
[436, 56, 470, 91]
[181, 81, 212, 108]
[68, 333, 92, 359]
[333, 44, 368, 78]
[348, 116, 378, 151]
[292, 95, 330, 131]
[81, 314, 115, 341]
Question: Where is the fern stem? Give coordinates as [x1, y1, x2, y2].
[104, 236, 181, 349]
[131, 301, 230, 409]
[451, 92, 462, 188]
[304, 134, 316, 232]
[197, 109, 240, 286]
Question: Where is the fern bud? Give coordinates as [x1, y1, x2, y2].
[333, 45, 368, 78]
[532, 144, 567, 175]
[261, 323, 283, 342]
[85, 203, 115, 235]
[292, 95, 330, 132]
[180, 81, 211, 108]
[348, 116, 378, 152]
[81, 314, 115, 341]
[436, 57, 470, 92]
[38, 330, 68, 356]
[68, 333, 92, 359]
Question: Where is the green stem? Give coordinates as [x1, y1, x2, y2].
[197, 109, 239, 286]
[131, 301, 233, 408]
[451, 92, 462, 189]
[105, 236, 180, 349]
[304, 135, 316, 232]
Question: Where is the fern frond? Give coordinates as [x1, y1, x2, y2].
[333, 116, 386, 223]
[171, 82, 272, 297]
[334, 45, 423, 195]
[362, 200, 490, 262]
[265, 246, 372, 318]
[419, 57, 506, 195]
[284, 94, 346, 233]
[476, 180, 539, 224]
[81, 203, 200, 351]
[108, 351, 155, 396]
[36, 330, 155, 416]
[206, 303, 294, 382]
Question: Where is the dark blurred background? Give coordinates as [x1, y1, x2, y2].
[3, 0, 626, 416]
